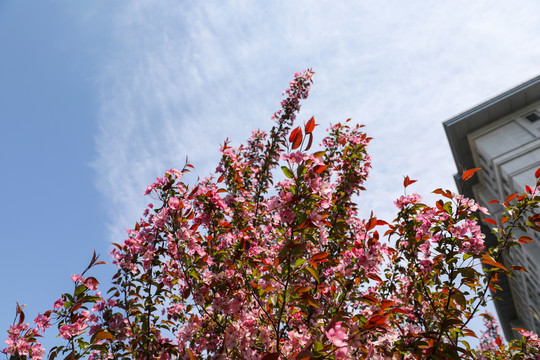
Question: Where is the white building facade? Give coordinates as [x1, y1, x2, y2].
[444, 76, 540, 340]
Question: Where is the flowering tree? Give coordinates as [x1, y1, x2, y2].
[3, 70, 540, 360]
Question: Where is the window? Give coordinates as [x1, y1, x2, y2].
[478, 152, 487, 166]
[524, 112, 540, 123]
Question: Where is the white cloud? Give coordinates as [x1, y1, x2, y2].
[89, 0, 540, 344]
[94, 0, 540, 250]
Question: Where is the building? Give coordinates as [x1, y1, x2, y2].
[444, 75, 540, 340]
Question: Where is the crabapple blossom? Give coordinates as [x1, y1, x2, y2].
[3, 70, 540, 360]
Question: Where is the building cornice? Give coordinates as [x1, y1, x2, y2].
[443, 75, 540, 198]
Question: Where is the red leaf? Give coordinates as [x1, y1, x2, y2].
[93, 331, 114, 342]
[510, 265, 528, 272]
[289, 126, 303, 149]
[16, 302, 24, 314]
[436, 200, 445, 212]
[305, 133, 313, 151]
[295, 350, 314, 360]
[311, 252, 329, 261]
[536, 166, 540, 178]
[380, 300, 394, 310]
[462, 168, 481, 181]
[313, 165, 327, 174]
[495, 336, 502, 347]
[360, 295, 378, 304]
[363, 314, 388, 330]
[289, 126, 300, 142]
[367, 273, 383, 283]
[462, 328, 478, 338]
[482, 218, 497, 225]
[505, 193, 518, 204]
[294, 286, 311, 294]
[432, 188, 445, 195]
[16, 303, 25, 325]
[72, 299, 84, 312]
[481, 255, 508, 271]
[261, 352, 280, 360]
[304, 116, 316, 134]
[187, 349, 197, 360]
[392, 307, 410, 315]
[366, 217, 378, 231]
[403, 176, 417, 188]
[518, 236, 533, 244]
[292, 136, 302, 150]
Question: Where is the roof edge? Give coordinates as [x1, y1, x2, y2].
[444, 74, 540, 128]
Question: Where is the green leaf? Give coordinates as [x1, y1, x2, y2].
[74, 285, 87, 297]
[314, 340, 324, 352]
[453, 291, 467, 309]
[443, 201, 453, 214]
[295, 258, 306, 267]
[188, 269, 201, 281]
[296, 212, 307, 226]
[281, 166, 294, 179]
[304, 266, 319, 283]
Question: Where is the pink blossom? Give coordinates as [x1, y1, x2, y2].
[520, 329, 539, 341]
[279, 209, 296, 224]
[168, 197, 180, 209]
[54, 298, 65, 309]
[419, 259, 433, 274]
[325, 321, 348, 348]
[394, 193, 422, 209]
[166, 168, 183, 180]
[281, 151, 304, 164]
[59, 318, 88, 339]
[34, 313, 51, 333]
[309, 211, 326, 228]
[454, 193, 489, 214]
[84, 277, 99, 291]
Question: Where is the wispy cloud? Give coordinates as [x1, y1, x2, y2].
[94, 0, 540, 244]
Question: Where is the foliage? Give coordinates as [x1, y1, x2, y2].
[3, 71, 540, 360]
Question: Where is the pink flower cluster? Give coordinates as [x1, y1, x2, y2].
[478, 312, 504, 353]
[4, 70, 539, 359]
[325, 322, 349, 357]
[3, 323, 44, 360]
[71, 273, 99, 290]
[59, 317, 88, 340]
[271, 69, 314, 125]
[454, 193, 489, 215]
[394, 193, 422, 209]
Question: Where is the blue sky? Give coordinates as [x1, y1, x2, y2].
[2, 0, 540, 351]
